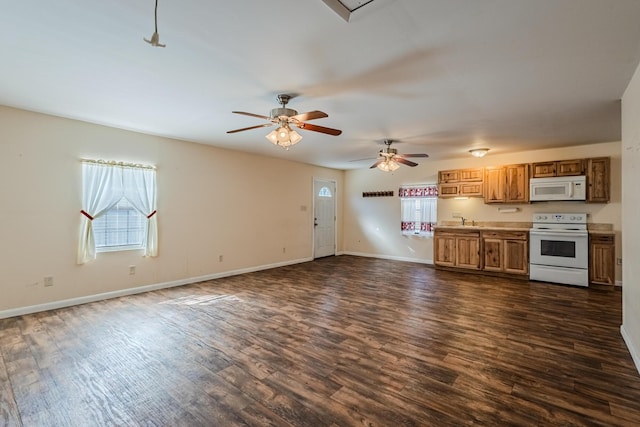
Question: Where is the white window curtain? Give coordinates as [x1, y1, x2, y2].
[78, 161, 158, 264]
[123, 166, 158, 257]
[399, 184, 438, 237]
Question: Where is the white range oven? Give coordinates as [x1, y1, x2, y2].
[529, 213, 589, 287]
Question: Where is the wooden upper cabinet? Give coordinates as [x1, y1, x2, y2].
[587, 157, 610, 203]
[484, 164, 528, 204]
[484, 167, 506, 203]
[557, 159, 584, 176]
[505, 163, 529, 203]
[438, 168, 484, 198]
[459, 168, 484, 182]
[532, 159, 584, 178]
[438, 170, 460, 183]
[531, 161, 556, 178]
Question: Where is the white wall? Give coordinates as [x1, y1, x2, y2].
[0, 106, 344, 314]
[622, 62, 640, 372]
[344, 142, 622, 279]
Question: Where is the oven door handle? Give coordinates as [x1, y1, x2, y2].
[530, 230, 587, 237]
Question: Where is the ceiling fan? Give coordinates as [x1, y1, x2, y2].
[227, 94, 342, 149]
[369, 140, 429, 171]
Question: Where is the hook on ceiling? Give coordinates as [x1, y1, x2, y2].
[144, 0, 166, 48]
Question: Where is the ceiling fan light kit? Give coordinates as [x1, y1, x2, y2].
[369, 140, 429, 172]
[469, 148, 490, 157]
[265, 124, 303, 149]
[227, 94, 341, 149]
[377, 159, 400, 172]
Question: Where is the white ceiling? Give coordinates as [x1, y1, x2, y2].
[1, 0, 640, 170]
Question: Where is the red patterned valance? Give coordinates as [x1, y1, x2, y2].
[401, 221, 435, 233]
[398, 185, 438, 198]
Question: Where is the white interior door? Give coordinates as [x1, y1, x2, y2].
[313, 179, 336, 258]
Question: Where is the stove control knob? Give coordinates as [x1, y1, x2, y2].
[570, 216, 576, 220]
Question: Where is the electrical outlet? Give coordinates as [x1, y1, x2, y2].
[219, 255, 223, 262]
[129, 265, 136, 275]
[44, 276, 54, 287]
[617, 258, 623, 265]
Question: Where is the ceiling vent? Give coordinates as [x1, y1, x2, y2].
[321, 0, 376, 22]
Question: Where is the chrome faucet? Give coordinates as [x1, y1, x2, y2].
[461, 217, 466, 226]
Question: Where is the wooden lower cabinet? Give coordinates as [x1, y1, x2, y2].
[481, 231, 528, 275]
[456, 236, 481, 269]
[435, 228, 529, 277]
[434, 230, 481, 270]
[590, 233, 615, 285]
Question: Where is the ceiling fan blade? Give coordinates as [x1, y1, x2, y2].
[296, 122, 342, 136]
[231, 111, 271, 120]
[399, 153, 429, 158]
[227, 123, 274, 134]
[395, 157, 419, 167]
[349, 157, 378, 162]
[370, 159, 384, 169]
[289, 110, 328, 122]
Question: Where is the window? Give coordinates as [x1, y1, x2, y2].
[399, 184, 438, 237]
[93, 197, 146, 251]
[318, 186, 333, 197]
[78, 160, 158, 264]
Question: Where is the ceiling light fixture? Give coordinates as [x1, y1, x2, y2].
[377, 158, 400, 172]
[144, 0, 166, 48]
[265, 122, 302, 149]
[469, 148, 490, 158]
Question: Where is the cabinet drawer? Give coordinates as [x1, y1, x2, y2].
[482, 231, 528, 240]
[590, 234, 614, 244]
[435, 230, 480, 238]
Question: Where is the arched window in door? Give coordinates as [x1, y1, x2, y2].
[318, 186, 333, 198]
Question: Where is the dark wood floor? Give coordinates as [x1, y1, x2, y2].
[1, 255, 640, 426]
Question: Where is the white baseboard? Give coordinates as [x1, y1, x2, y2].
[621, 324, 640, 376]
[342, 251, 433, 265]
[0, 257, 312, 320]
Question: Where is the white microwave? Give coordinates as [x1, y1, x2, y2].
[529, 176, 586, 201]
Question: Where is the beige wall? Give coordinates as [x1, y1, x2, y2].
[344, 141, 622, 280]
[0, 106, 344, 314]
[622, 61, 640, 371]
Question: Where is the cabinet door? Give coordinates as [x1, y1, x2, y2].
[531, 161, 556, 178]
[557, 159, 584, 176]
[460, 168, 484, 181]
[587, 157, 610, 203]
[459, 182, 483, 197]
[438, 183, 460, 198]
[483, 238, 503, 272]
[456, 237, 481, 270]
[484, 167, 505, 203]
[439, 170, 459, 183]
[505, 163, 529, 203]
[434, 235, 456, 267]
[504, 239, 528, 275]
[590, 234, 615, 285]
